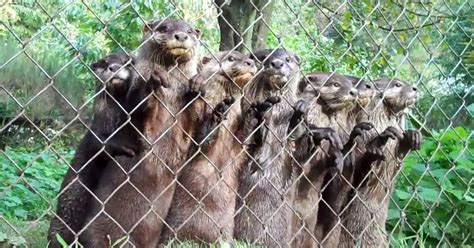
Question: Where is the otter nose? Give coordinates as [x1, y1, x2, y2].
[270, 59, 284, 69]
[349, 89, 358, 97]
[109, 64, 121, 72]
[412, 86, 417, 91]
[174, 33, 188, 42]
[245, 59, 255, 67]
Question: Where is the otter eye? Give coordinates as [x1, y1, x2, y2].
[228, 56, 235, 62]
[187, 29, 193, 34]
[333, 83, 340, 88]
[395, 82, 402, 87]
[159, 25, 170, 33]
[285, 57, 291, 62]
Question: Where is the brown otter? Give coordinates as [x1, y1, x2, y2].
[47, 52, 140, 247]
[312, 75, 377, 248]
[233, 48, 305, 247]
[158, 51, 258, 245]
[338, 78, 422, 247]
[79, 19, 201, 247]
[290, 72, 357, 248]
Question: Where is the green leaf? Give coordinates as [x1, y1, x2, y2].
[56, 233, 69, 248]
[396, 189, 412, 200]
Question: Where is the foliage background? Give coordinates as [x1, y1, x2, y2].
[0, 0, 472, 247]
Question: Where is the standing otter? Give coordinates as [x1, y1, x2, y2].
[339, 78, 422, 247]
[80, 19, 201, 247]
[290, 72, 357, 248]
[47, 52, 139, 247]
[233, 48, 303, 247]
[159, 51, 258, 245]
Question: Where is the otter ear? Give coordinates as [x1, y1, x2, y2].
[195, 28, 201, 38]
[201, 55, 213, 65]
[294, 54, 301, 64]
[143, 20, 161, 33]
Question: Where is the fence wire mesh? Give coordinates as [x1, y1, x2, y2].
[0, 0, 472, 247]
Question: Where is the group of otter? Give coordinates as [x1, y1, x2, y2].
[47, 19, 422, 248]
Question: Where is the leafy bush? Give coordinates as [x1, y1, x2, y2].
[388, 126, 474, 247]
[0, 147, 72, 220]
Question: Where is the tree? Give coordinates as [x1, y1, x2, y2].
[214, 0, 275, 52]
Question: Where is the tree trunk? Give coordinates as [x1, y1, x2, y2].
[214, 0, 275, 52]
[252, 0, 275, 50]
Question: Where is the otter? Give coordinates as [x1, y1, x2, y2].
[312, 75, 377, 248]
[79, 19, 201, 247]
[338, 78, 422, 247]
[47, 52, 140, 247]
[158, 51, 258, 245]
[233, 48, 305, 247]
[289, 72, 358, 248]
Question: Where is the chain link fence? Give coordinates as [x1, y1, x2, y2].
[0, 0, 472, 247]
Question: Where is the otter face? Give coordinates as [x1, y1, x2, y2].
[299, 72, 327, 94]
[201, 51, 257, 87]
[314, 73, 358, 111]
[251, 48, 300, 89]
[375, 78, 418, 113]
[143, 19, 200, 60]
[91, 52, 136, 90]
[345, 76, 375, 108]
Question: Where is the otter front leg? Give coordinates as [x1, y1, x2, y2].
[126, 68, 169, 113]
[185, 74, 207, 102]
[287, 99, 308, 140]
[194, 96, 236, 146]
[397, 130, 422, 158]
[343, 122, 374, 155]
[354, 126, 404, 188]
[242, 96, 281, 146]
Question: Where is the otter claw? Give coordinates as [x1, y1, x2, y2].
[403, 130, 422, 150]
[350, 122, 374, 138]
[265, 96, 281, 105]
[149, 68, 170, 89]
[189, 74, 206, 97]
[213, 96, 235, 122]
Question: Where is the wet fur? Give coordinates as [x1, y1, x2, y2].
[80, 19, 200, 247]
[159, 51, 257, 245]
[234, 48, 301, 247]
[339, 78, 418, 247]
[290, 72, 356, 248]
[48, 53, 139, 247]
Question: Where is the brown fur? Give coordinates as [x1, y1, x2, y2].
[339, 78, 419, 247]
[80, 19, 200, 247]
[290, 72, 357, 248]
[47, 53, 139, 247]
[159, 51, 257, 245]
[233, 48, 301, 247]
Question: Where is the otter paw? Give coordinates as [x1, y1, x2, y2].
[366, 145, 386, 161]
[310, 127, 343, 150]
[350, 122, 374, 138]
[380, 126, 404, 142]
[189, 74, 207, 97]
[213, 96, 236, 122]
[402, 130, 422, 150]
[265, 96, 281, 105]
[149, 68, 170, 89]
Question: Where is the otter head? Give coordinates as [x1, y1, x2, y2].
[143, 19, 200, 62]
[305, 72, 358, 111]
[91, 52, 136, 94]
[201, 51, 257, 88]
[375, 78, 418, 113]
[251, 48, 300, 89]
[344, 75, 375, 108]
[298, 72, 329, 97]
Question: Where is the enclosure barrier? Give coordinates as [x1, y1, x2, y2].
[0, 0, 472, 247]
